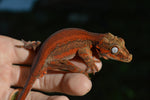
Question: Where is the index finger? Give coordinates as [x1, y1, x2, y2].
[0, 35, 36, 64]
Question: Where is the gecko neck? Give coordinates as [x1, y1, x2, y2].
[91, 33, 105, 46]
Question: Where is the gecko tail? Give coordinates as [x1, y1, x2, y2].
[17, 75, 36, 100]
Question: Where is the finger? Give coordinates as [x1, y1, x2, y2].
[60, 73, 92, 95]
[8, 88, 69, 100]
[10, 59, 102, 86]
[32, 73, 92, 96]
[0, 82, 10, 100]
[11, 38, 36, 64]
[10, 65, 30, 86]
[0, 64, 14, 100]
[10, 59, 102, 96]
[11, 65, 92, 96]
[0, 35, 36, 64]
[10, 52, 102, 96]
[28, 92, 69, 100]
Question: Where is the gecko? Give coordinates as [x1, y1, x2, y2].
[15, 28, 132, 100]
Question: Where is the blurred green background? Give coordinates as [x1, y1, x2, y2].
[0, 0, 149, 100]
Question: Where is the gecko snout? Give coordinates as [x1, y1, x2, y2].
[125, 54, 132, 63]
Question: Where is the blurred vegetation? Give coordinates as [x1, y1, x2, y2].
[0, 0, 149, 100]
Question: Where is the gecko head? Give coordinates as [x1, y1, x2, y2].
[96, 33, 132, 63]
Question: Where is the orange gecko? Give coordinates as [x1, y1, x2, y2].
[15, 28, 132, 100]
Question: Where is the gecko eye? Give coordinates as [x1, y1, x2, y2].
[111, 47, 118, 54]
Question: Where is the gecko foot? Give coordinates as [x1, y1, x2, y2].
[86, 57, 100, 75]
[15, 39, 41, 51]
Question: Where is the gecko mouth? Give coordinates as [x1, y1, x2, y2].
[122, 54, 132, 63]
[101, 53, 132, 63]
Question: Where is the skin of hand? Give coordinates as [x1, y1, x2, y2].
[0, 35, 102, 100]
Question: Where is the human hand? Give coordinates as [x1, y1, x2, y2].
[0, 35, 102, 100]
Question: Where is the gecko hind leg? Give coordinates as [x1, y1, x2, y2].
[47, 60, 89, 77]
[15, 39, 41, 51]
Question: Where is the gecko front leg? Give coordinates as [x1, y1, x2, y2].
[78, 47, 101, 74]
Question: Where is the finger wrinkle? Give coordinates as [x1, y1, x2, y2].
[33, 74, 64, 92]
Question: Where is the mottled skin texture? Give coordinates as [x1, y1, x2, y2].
[16, 28, 132, 100]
